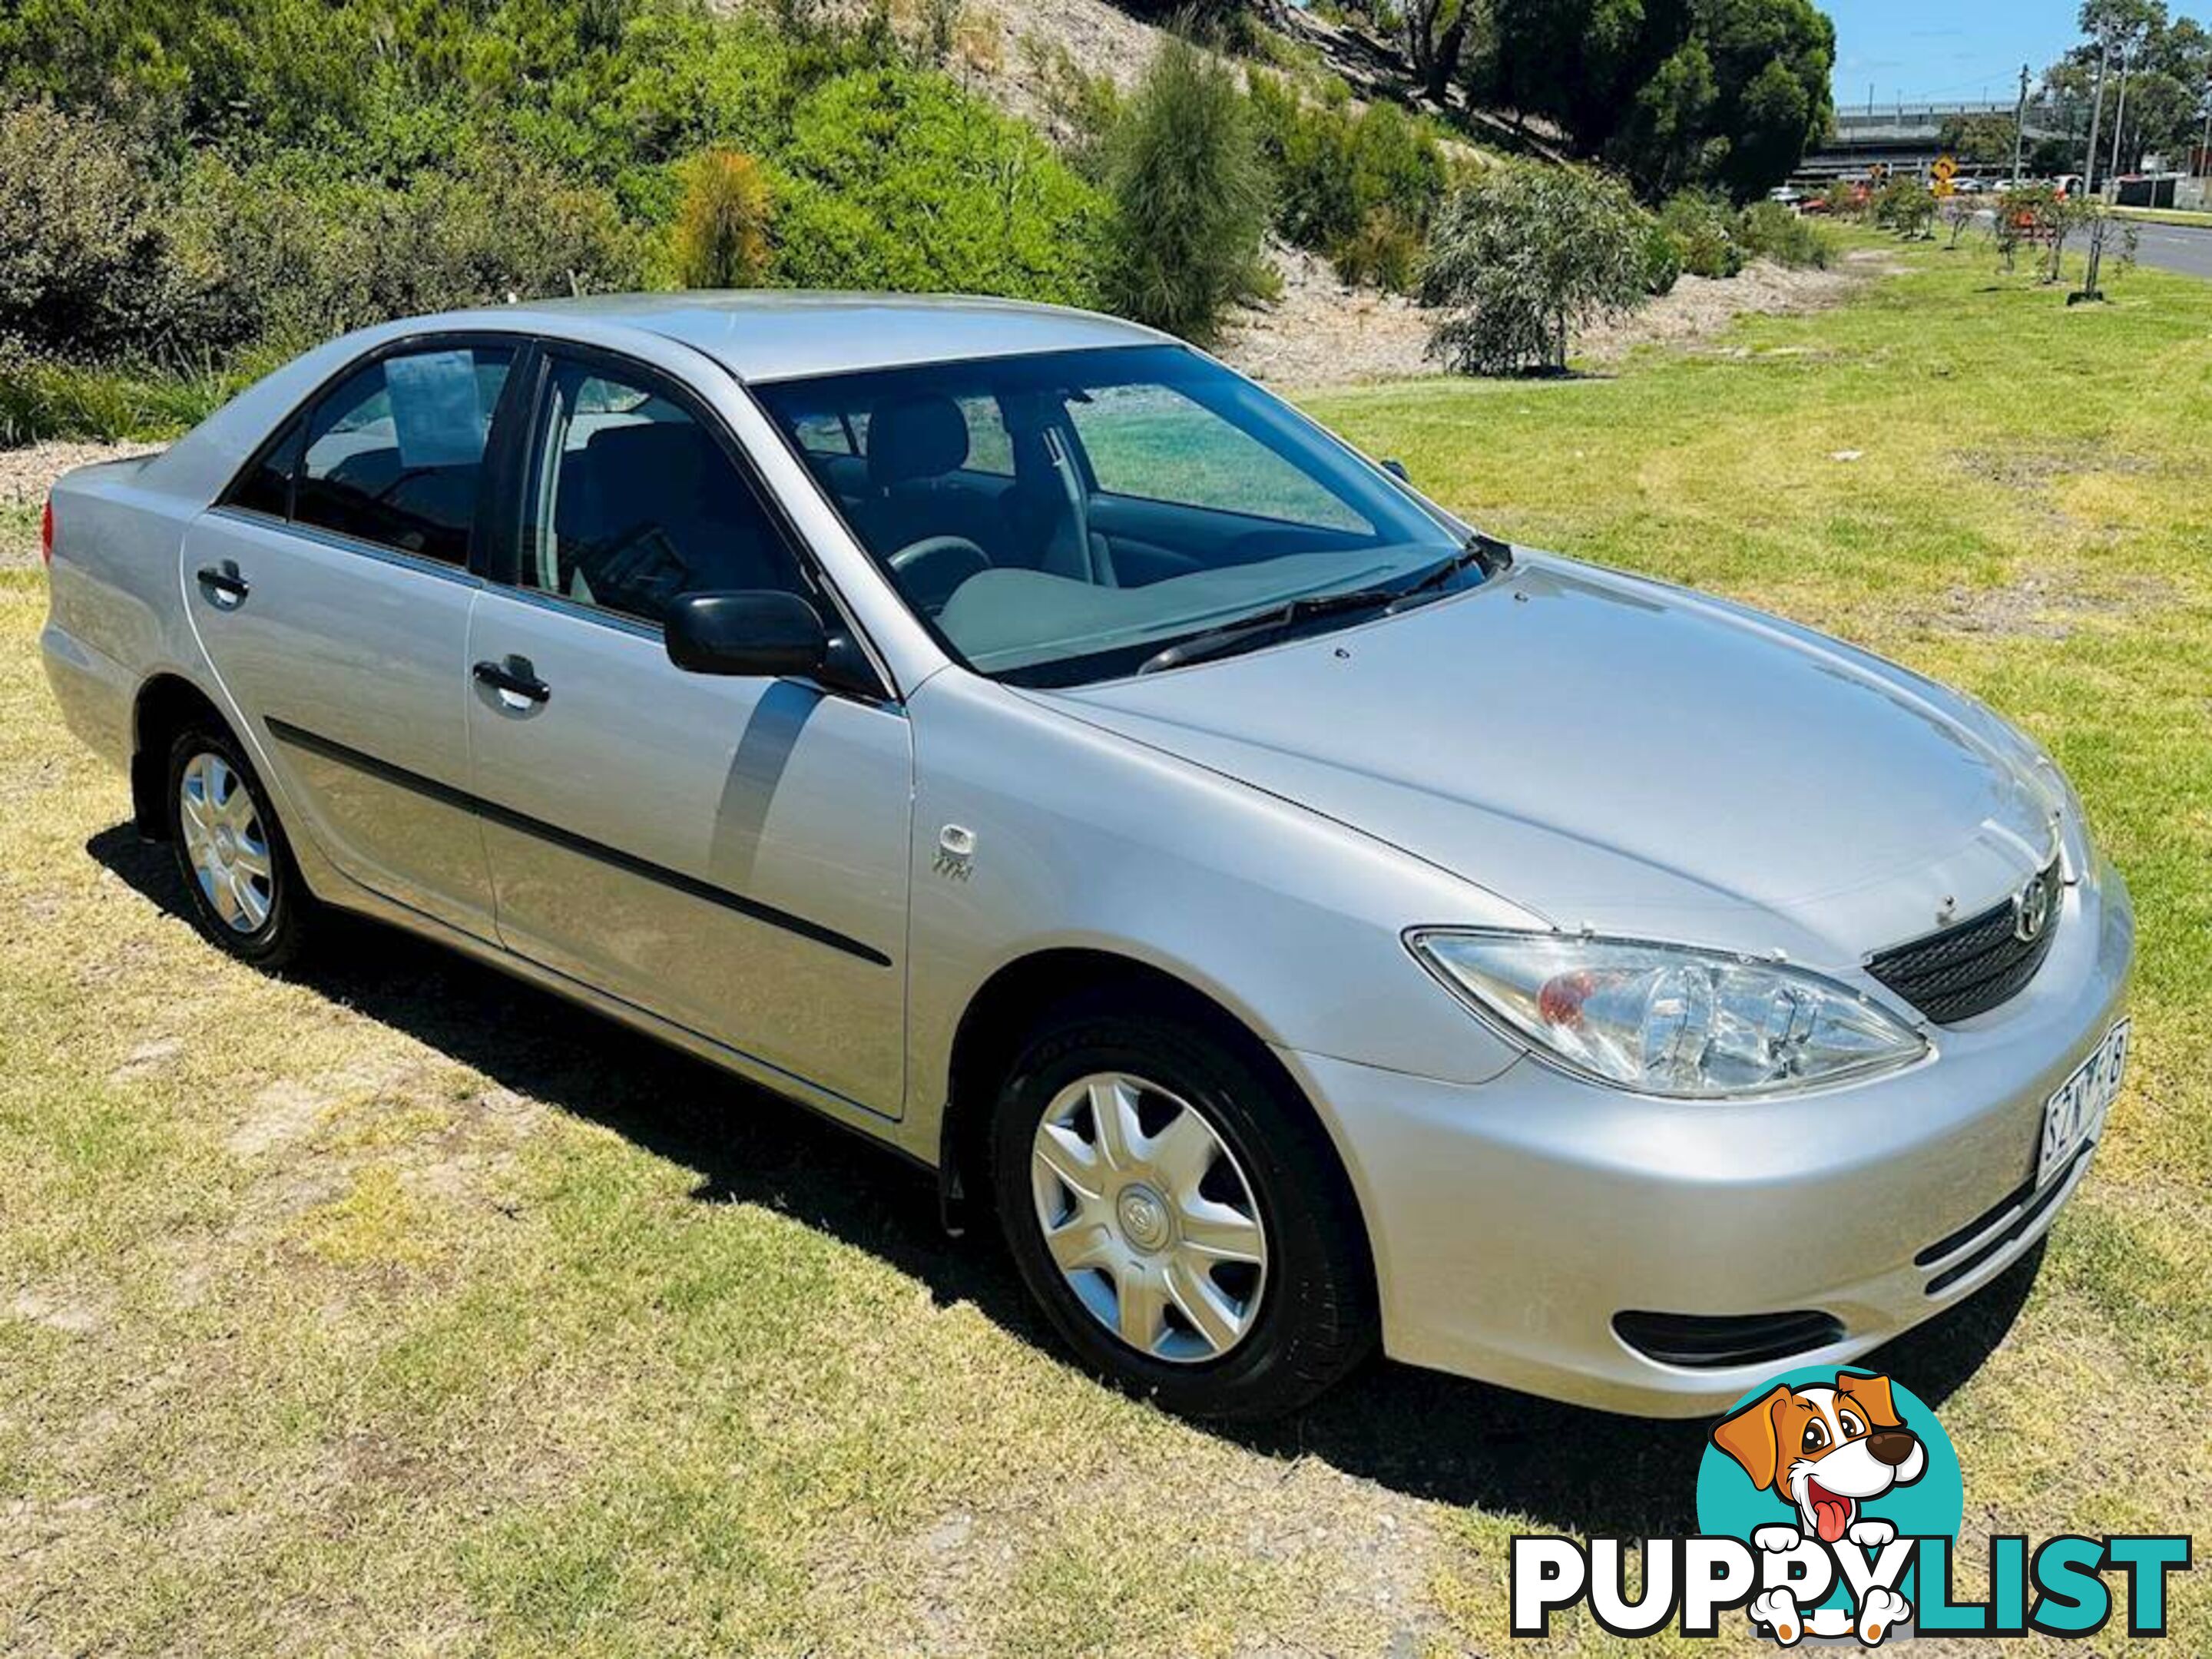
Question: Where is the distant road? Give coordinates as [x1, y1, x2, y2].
[1965, 210, 2212, 280]
[2124, 220, 2212, 280]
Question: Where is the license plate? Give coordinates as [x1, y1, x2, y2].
[2038, 1018, 2129, 1188]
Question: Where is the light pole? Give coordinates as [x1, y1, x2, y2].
[2110, 45, 2132, 180]
[2084, 38, 2110, 193]
[2012, 64, 2030, 186]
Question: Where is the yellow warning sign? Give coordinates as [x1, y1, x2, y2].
[1932, 155, 1958, 197]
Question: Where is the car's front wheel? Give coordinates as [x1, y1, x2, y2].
[165, 720, 313, 969]
[990, 997, 1376, 1419]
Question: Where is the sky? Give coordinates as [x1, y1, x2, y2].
[1826, 0, 2208, 108]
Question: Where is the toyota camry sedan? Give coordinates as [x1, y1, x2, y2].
[40, 294, 2133, 1419]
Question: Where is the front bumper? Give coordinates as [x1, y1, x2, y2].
[1283, 856, 2134, 1417]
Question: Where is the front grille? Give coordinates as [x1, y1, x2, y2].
[1612, 1309, 1844, 1370]
[1866, 863, 2061, 1023]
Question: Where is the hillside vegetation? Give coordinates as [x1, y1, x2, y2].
[0, 0, 1846, 440]
[0, 0, 1108, 439]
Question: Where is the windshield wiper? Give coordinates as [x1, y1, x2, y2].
[1399, 531, 1513, 598]
[1137, 586, 1406, 674]
[1135, 532, 1515, 676]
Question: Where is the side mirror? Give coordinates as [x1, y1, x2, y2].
[1382, 458, 1411, 482]
[665, 591, 827, 678]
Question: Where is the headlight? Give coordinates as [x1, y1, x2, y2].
[1408, 929, 1929, 1098]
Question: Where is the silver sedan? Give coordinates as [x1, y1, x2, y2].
[39, 294, 2133, 1418]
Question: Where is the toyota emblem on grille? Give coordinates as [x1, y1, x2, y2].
[2012, 870, 2055, 943]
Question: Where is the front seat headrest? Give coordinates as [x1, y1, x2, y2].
[866, 393, 970, 491]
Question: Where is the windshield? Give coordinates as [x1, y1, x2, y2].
[752, 345, 1466, 686]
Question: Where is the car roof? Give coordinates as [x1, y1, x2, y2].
[485, 291, 1171, 383]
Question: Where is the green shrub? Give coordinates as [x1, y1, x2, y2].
[1873, 175, 1937, 240]
[1249, 70, 1450, 288]
[0, 0, 1121, 443]
[674, 150, 773, 288]
[163, 144, 646, 352]
[773, 67, 1105, 304]
[0, 102, 188, 358]
[1330, 207, 1422, 291]
[1101, 35, 1271, 341]
[1657, 190, 1742, 279]
[1734, 199, 1833, 269]
[1119, 0, 1266, 53]
[1022, 37, 1121, 178]
[1419, 161, 1651, 375]
[1641, 218, 1683, 296]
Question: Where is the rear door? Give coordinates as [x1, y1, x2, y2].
[182, 338, 520, 936]
[464, 345, 913, 1115]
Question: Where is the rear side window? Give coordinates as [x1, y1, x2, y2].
[290, 346, 513, 564]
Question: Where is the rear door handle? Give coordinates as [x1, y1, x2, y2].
[473, 654, 551, 710]
[195, 561, 250, 607]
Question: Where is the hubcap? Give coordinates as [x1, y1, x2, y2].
[1029, 1072, 1268, 1364]
[179, 752, 273, 935]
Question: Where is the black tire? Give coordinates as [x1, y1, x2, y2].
[989, 994, 1377, 1419]
[164, 719, 314, 971]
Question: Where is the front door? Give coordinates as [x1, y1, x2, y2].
[182, 339, 519, 937]
[465, 349, 913, 1114]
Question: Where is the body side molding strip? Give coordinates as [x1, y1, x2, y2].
[264, 717, 893, 968]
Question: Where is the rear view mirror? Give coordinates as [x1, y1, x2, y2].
[665, 591, 827, 678]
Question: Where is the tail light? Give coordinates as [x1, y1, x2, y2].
[41, 498, 55, 568]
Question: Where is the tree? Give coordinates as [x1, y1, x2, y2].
[1405, 0, 1473, 104]
[2045, 1, 2212, 171]
[1614, 41, 1720, 197]
[1939, 113, 2018, 167]
[1101, 33, 1272, 343]
[1694, 0, 1836, 200]
[1419, 161, 1651, 374]
[1478, 0, 1836, 200]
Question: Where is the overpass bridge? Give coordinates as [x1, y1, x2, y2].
[1799, 98, 2076, 181]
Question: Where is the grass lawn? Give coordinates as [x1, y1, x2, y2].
[4, 237, 2207, 1655]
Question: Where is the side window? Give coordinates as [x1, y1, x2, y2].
[1068, 383, 1369, 533]
[226, 419, 300, 518]
[953, 395, 1015, 475]
[790, 412, 859, 457]
[520, 358, 806, 627]
[293, 345, 513, 564]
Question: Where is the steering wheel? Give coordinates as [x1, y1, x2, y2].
[888, 535, 992, 614]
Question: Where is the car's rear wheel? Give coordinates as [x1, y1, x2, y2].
[165, 720, 313, 969]
[990, 997, 1376, 1419]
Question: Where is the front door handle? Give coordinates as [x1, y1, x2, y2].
[195, 561, 250, 608]
[473, 654, 551, 710]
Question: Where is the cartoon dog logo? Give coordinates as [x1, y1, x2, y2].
[1711, 1372, 1926, 1644]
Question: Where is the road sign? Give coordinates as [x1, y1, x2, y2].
[1932, 155, 1957, 197]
